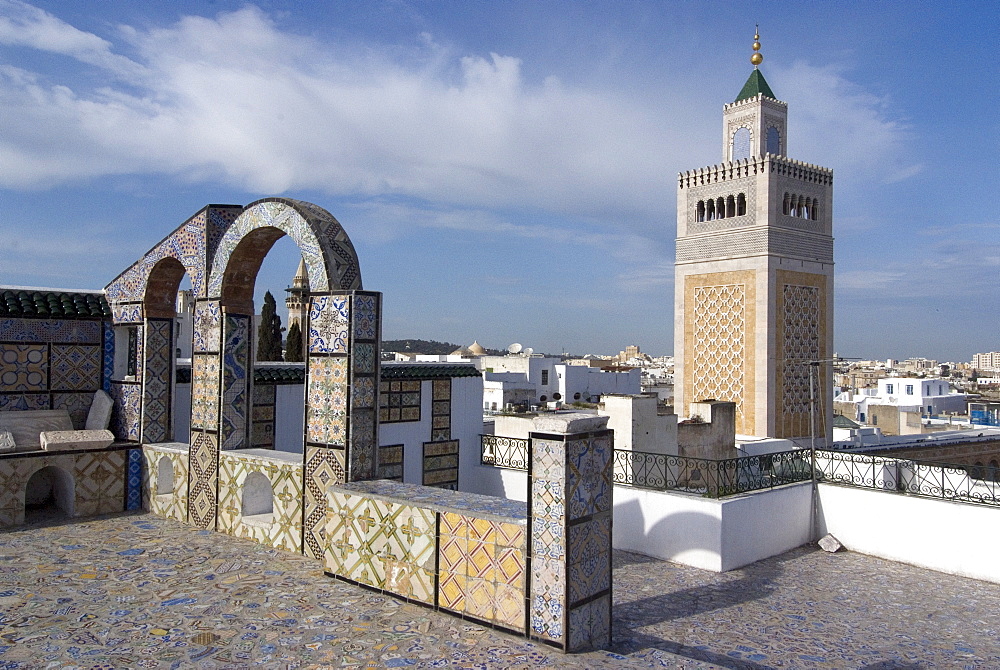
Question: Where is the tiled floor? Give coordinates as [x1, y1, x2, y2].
[1, 512, 999, 669]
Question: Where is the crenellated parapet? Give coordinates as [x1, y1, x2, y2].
[679, 155, 833, 189]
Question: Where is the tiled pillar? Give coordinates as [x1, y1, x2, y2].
[140, 318, 173, 444]
[302, 290, 381, 559]
[528, 414, 613, 652]
[187, 299, 222, 529]
[219, 312, 251, 451]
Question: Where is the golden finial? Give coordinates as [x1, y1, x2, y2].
[751, 25, 763, 67]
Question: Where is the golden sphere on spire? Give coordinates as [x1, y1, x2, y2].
[751, 52, 763, 65]
[750, 27, 763, 66]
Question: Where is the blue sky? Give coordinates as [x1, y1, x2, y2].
[0, 1, 996, 361]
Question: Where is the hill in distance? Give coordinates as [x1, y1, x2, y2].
[383, 338, 547, 357]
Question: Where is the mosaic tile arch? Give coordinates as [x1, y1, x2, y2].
[207, 199, 363, 300]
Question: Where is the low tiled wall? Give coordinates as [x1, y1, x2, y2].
[325, 480, 528, 633]
[142, 442, 189, 523]
[0, 446, 131, 526]
[218, 449, 304, 553]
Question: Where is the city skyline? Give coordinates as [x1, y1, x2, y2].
[1, 0, 996, 361]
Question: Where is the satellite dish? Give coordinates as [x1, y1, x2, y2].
[508, 343, 523, 354]
[523, 347, 534, 356]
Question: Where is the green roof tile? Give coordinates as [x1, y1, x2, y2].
[735, 69, 776, 102]
[381, 364, 481, 380]
[0, 288, 109, 319]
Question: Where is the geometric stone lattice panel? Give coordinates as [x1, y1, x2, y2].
[325, 489, 435, 605]
[188, 431, 219, 530]
[217, 452, 303, 554]
[781, 284, 820, 415]
[691, 284, 746, 426]
[303, 446, 346, 560]
[438, 511, 527, 632]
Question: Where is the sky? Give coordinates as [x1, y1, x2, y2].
[0, 0, 997, 361]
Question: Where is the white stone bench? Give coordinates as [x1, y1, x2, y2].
[0, 390, 115, 453]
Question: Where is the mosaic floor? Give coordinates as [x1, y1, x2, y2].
[1, 512, 999, 669]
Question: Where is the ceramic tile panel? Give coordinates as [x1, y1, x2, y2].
[352, 377, 374, 408]
[192, 300, 221, 352]
[220, 315, 250, 450]
[111, 382, 141, 441]
[377, 444, 403, 481]
[379, 380, 421, 423]
[0, 393, 48, 411]
[142, 320, 173, 444]
[432, 380, 451, 401]
[567, 594, 612, 652]
[0, 317, 101, 343]
[188, 431, 219, 530]
[143, 444, 189, 523]
[325, 488, 435, 605]
[337, 479, 527, 520]
[308, 295, 349, 354]
[306, 357, 347, 445]
[353, 342, 375, 374]
[253, 383, 276, 404]
[352, 294, 377, 340]
[303, 446, 345, 559]
[0, 344, 47, 392]
[111, 303, 143, 324]
[102, 322, 114, 392]
[125, 448, 143, 510]
[52, 392, 93, 429]
[191, 354, 220, 431]
[422, 440, 459, 490]
[49, 344, 101, 391]
[217, 452, 304, 553]
[566, 433, 613, 520]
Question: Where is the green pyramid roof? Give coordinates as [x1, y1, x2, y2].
[735, 69, 776, 102]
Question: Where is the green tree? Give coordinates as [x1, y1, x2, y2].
[285, 321, 303, 362]
[257, 291, 283, 361]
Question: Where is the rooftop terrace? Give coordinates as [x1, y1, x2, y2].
[2, 512, 997, 668]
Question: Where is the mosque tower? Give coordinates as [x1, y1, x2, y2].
[674, 30, 834, 439]
[285, 257, 310, 343]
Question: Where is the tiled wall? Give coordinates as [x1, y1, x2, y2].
[0, 317, 106, 427]
[423, 440, 459, 489]
[251, 383, 277, 449]
[0, 450, 127, 527]
[217, 451, 303, 554]
[142, 443, 189, 523]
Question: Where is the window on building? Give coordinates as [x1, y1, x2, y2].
[766, 126, 781, 155]
[886, 384, 894, 395]
[905, 385, 914, 395]
[541, 370, 549, 385]
[927, 405, 932, 413]
[732, 127, 751, 161]
[379, 380, 421, 422]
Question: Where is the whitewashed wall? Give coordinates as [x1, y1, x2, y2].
[274, 385, 304, 453]
[613, 482, 813, 572]
[817, 483, 1000, 584]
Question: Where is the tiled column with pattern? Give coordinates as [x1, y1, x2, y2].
[141, 318, 173, 444]
[187, 299, 222, 529]
[302, 290, 381, 559]
[109, 303, 144, 442]
[219, 313, 251, 452]
[528, 415, 613, 652]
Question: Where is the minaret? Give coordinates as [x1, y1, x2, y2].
[674, 29, 834, 439]
[285, 257, 310, 339]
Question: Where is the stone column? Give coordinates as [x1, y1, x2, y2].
[528, 414, 613, 652]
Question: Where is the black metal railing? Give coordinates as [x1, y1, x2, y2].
[814, 450, 1000, 507]
[480, 435, 529, 470]
[612, 449, 812, 498]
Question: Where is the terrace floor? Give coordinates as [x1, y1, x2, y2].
[1, 512, 998, 669]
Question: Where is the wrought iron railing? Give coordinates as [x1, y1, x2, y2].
[612, 449, 812, 498]
[480, 435, 529, 470]
[814, 450, 1000, 507]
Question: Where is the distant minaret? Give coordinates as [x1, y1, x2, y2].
[285, 257, 310, 343]
[674, 29, 834, 439]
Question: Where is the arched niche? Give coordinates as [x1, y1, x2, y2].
[145, 256, 187, 319]
[25, 465, 75, 521]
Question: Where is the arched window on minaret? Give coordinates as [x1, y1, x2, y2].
[716, 197, 726, 219]
[706, 199, 716, 221]
[766, 126, 781, 155]
[737, 193, 747, 216]
[797, 195, 806, 218]
[697, 200, 706, 222]
[782, 193, 791, 215]
[732, 127, 751, 161]
[812, 198, 819, 221]
[726, 195, 736, 218]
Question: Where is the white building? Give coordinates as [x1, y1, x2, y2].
[476, 354, 640, 409]
[836, 377, 969, 423]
